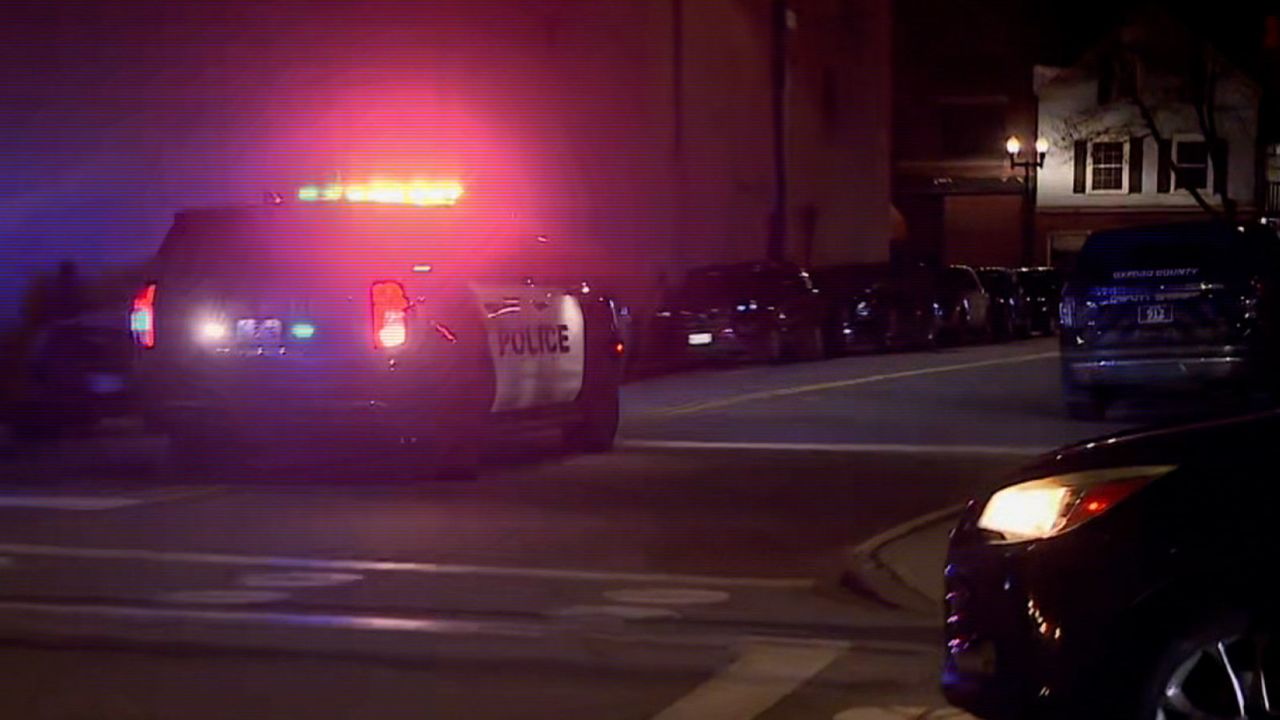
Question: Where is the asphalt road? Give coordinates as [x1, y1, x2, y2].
[0, 338, 1136, 719]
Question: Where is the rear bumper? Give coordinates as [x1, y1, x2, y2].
[1062, 348, 1257, 389]
[137, 357, 488, 431]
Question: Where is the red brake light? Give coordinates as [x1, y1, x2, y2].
[371, 280, 409, 349]
[1060, 475, 1151, 530]
[131, 283, 157, 348]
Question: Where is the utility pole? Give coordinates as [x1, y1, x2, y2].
[767, 0, 789, 261]
[1005, 135, 1047, 266]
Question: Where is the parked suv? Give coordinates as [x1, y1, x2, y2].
[937, 265, 993, 343]
[653, 261, 827, 363]
[1059, 222, 1280, 419]
[977, 267, 1030, 340]
[1013, 266, 1061, 335]
[812, 262, 941, 352]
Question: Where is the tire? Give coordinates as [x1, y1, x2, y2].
[163, 427, 235, 479]
[563, 382, 620, 453]
[1065, 389, 1109, 421]
[426, 421, 482, 480]
[1133, 610, 1268, 720]
[916, 316, 940, 350]
[753, 328, 785, 364]
[10, 403, 64, 441]
[792, 324, 826, 362]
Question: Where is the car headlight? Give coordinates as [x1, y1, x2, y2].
[977, 465, 1175, 541]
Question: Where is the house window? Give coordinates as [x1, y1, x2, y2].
[1089, 141, 1126, 192]
[1173, 140, 1209, 190]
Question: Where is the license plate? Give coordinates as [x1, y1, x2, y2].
[235, 318, 283, 343]
[1138, 304, 1172, 324]
[687, 332, 713, 346]
[86, 373, 125, 395]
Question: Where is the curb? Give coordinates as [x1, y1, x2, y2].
[839, 504, 966, 615]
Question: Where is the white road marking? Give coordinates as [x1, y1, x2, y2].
[552, 605, 682, 621]
[650, 641, 846, 720]
[603, 588, 731, 605]
[621, 439, 1047, 457]
[237, 571, 364, 589]
[0, 543, 813, 590]
[648, 351, 1058, 416]
[0, 601, 542, 638]
[158, 590, 291, 605]
[833, 707, 975, 719]
[0, 496, 144, 511]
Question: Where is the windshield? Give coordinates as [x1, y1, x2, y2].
[1074, 224, 1270, 283]
[977, 271, 1012, 294]
[7, 3, 1277, 720]
[156, 208, 534, 281]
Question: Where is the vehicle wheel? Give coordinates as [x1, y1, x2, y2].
[821, 308, 849, 358]
[1134, 611, 1272, 720]
[917, 317, 940, 350]
[563, 382, 620, 454]
[1065, 390, 1109, 421]
[164, 428, 231, 478]
[9, 403, 63, 441]
[754, 328, 785, 364]
[793, 325, 826, 361]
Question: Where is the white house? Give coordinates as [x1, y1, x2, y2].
[1032, 25, 1260, 267]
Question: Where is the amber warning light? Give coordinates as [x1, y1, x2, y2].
[296, 181, 464, 207]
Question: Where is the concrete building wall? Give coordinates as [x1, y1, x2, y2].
[787, 0, 892, 267]
[1035, 69, 1259, 210]
[1, 0, 890, 318]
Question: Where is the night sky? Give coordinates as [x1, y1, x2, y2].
[1, 0, 1272, 322]
[1, 0, 648, 321]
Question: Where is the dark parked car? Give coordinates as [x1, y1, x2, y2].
[1059, 222, 1280, 420]
[944, 409, 1280, 719]
[937, 265, 994, 343]
[977, 267, 1031, 340]
[812, 262, 941, 352]
[10, 309, 137, 438]
[653, 261, 827, 363]
[1014, 266, 1062, 336]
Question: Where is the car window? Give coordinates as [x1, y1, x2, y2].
[942, 268, 977, 292]
[1075, 225, 1277, 283]
[978, 272, 1011, 294]
[156, 209, 523, 281]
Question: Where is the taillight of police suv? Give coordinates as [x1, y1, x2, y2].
[371, 280, 409, 349]
[131, 282, 157, 348]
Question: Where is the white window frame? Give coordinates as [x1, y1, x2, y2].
[1171, 134, 1212, 192]
[1086, 138, 1129, 194]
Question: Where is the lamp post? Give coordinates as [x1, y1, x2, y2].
[1006, 135, 1048, 266]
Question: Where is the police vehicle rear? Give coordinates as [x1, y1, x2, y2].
[132, 181, 624, 476]
[1059, 222, 1280, 420]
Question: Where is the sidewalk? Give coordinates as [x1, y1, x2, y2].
[841, 505, 965, 615]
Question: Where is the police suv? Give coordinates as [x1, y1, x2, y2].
[132, 182, 624, 476]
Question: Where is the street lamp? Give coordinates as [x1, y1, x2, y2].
[1005, 134, 1048, 170]
[1005, 135, 1049, 265]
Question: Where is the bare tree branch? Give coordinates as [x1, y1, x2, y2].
[1133, 91, 1219, 216]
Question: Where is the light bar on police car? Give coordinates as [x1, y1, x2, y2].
[296, 181, 464, 207]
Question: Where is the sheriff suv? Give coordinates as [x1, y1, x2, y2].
[132, 189, 624, 477]
[1059, 221, 1280, 420]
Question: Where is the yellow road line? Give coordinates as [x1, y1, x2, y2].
[644, 351, 1058, 417]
